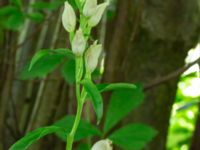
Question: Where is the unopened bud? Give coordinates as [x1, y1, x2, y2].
[88, 2, 108, 27]
[91, 139, 113, 150]
[62, 1, 76, 32]
[85, 41, 102, 73]
[83, 0, 97, 17]
[72, 29, 86, 56]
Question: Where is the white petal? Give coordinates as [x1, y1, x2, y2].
[72, 29, 86, 56]
[62, 2, 76, 32]
[91, 139, 113, 150]
[85, 42, 102, 72]
[88, 2, 108, 27]
[83, 0, 97, 17]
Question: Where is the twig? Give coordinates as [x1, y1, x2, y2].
[5, 121, 18, 140]
[25, 80, 46, 133]
[144, 57, 200, 91]
[10, 96, 22, 138]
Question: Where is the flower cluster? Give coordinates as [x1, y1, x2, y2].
[62, 0, 108, 73]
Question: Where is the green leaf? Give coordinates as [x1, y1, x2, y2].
[68, 0, 78, 9]
[31, 0, 65, 11]
[31, 1, 52, 10]
[81, 79, 103, 123]
[104, 85, 144, 133]
[109, 124, 157, 150]
[91, 68, 102, 80]
[28, 50, 50, 71]
[29, 48, 73, 71]
[54, 115, 101, 141]
[19, 49, 74, 79]
[61, 59, 75, 84]
[74, 0, 81, 10]
[0, 8, 24, 31]
[97, 83, 137, 92]
[77, 143, 90, 150]
[28, 12, 45, 23]
[0, 6, 19, 16]
[10, 126, 63, 150]
[10, 0, 22, 7]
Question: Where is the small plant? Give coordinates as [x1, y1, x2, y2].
[10, 0, 157, 150]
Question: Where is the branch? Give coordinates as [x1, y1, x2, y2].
[144, 57, 200, 91]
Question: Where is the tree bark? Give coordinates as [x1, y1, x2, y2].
[190, 107, 200, 150]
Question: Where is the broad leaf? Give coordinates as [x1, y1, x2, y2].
[104, 86, 144, 133]
[10, 126, 63, 150]
[28, 50, 50, 71]
[28, 12, 45, 23]
[81, 79, 103, 123]
[91, 68, 102, 80]
[10, 0, 22, 7]
[29, 48, 74, 70]
[19, 49, 74, 79]
[31, 0, 65, 11]
[77, 143, 90, 150]
[61, 59, 75, 84]
[109, 124, 157, 150]
[54, 115, 101, 141]
[97, 83, 137, 92]
[0, 6, 24, 30]
[0, 6, 19, 16]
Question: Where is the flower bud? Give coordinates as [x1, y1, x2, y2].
[85, 41, 102, 73]
[72, 29, 86, 56]
[91, 139, 113, 150]
[62, 1, 76, 32]
[83, 0, 97, 17]
[88, 2, 108, 27]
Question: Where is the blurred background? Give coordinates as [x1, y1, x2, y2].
[0, 0, 200, 150]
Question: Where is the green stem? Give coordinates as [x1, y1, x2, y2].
[66, 98, 84, 150]
[66, 57, 84, 150]
[85, 101, 92, 147]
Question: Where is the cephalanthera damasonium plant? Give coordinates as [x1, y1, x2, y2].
[10, 0, 157, 150]
[62, 0, 108, 149]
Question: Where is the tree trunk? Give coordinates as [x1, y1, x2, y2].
[103, 0, 200, 150]
[190, 107, 200, 150]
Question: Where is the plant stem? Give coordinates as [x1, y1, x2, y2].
[66, 57, 84, 150]
[66, 98, 84, 150]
